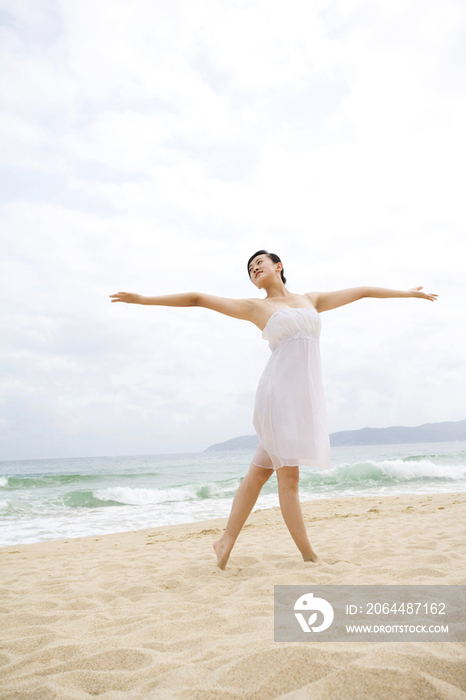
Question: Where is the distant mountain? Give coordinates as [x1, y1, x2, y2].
[205, 419, 466, 451]
[329, 420, 466, 446]
[206, 435, 259, 452]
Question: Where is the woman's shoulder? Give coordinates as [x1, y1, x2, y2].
[304, 291, 319, 306]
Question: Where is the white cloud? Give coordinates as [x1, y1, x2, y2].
[0, 0, 465, 459]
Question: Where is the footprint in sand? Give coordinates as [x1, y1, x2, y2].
[321, 557, 352, 566]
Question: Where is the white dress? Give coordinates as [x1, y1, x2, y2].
[251, 305, 331, 470]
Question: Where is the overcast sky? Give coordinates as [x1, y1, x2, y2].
[1, 0, 465, 461]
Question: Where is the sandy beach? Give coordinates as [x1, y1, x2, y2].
[1, 491, 465, 700]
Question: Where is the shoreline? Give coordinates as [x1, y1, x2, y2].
[3, 489, 466, 551]
[1, 492, 465, 699]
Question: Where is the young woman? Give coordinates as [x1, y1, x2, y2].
[111, 250, 437, 569]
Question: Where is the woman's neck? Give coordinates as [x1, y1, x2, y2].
[263, 280, 291, 299]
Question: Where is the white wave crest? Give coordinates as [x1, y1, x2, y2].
[368, 458, 466, 480]
[93, 485, 198, 506]
[0, 477, 8, 487]
[93, 479, 240, 506]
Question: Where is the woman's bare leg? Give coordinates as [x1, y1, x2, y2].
[276, 466, 319, 562]
[214, 464, 273, 569]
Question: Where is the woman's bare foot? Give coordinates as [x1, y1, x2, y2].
[303, 548, 320, 563]
[213, 535, 233, 570]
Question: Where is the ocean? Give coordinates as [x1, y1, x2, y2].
[1, 441, 466, 547]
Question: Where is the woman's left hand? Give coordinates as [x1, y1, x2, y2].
[408, 286, 438, 302]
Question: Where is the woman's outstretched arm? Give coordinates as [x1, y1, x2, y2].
[110, 291, 261, 323]
[307, 286, 438, 313]
[110, 291, 197, 306]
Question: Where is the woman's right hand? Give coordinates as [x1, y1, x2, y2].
[110, 292, 144, 304]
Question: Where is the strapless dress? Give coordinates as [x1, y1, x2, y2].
[251, 307, 331, 470]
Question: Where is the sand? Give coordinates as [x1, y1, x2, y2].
[1, 491, 465, 700]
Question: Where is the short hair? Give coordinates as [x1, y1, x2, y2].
[247, 250, 286, 284]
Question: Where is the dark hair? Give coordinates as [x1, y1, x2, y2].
[247, 250, 286, 284]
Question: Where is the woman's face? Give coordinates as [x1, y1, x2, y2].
[248, 255, 282, 288]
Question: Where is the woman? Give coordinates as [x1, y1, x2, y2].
[111, 250, 437, 569]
